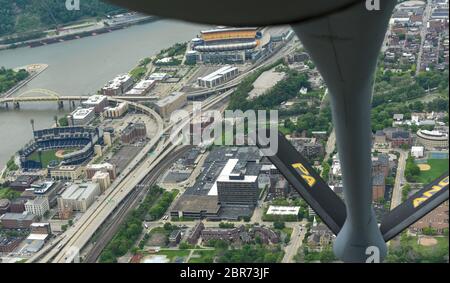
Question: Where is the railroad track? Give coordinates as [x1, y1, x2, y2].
[84, 145, 192, 263]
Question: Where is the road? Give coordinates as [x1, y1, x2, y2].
[416, 0, 432, 75]
[84, 145, 193, 263]
[390, 150, 408, 210]
[282, 222, 306, 263]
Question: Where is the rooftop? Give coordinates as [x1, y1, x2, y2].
[60, 183, 100, 201]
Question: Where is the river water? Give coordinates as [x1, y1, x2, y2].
[0, 19, 208, 168]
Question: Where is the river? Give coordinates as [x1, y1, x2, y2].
[0, 19, 209, 168]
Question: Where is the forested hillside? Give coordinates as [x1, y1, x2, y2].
[0, 0, 125, 37]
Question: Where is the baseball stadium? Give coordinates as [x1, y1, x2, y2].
[19, 126, 103, 170]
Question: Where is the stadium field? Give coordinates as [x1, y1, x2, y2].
[416, 159, 449, 184]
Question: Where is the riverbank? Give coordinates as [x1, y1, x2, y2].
[0, 14, 158, 51]
[1, 64, 48, 98]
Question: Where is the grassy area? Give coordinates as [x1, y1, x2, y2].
[188, 249, 216, 263]
[130, 66, 147, 80]
[27, 149, 60, 167]
[0, 187, 21, 200]
[27, 148, 79, 168]
[155, 249, 190, 262]
[406, 236, 448, 256]
[416, 159, 449, 184]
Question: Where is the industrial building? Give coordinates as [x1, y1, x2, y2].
[67, 107, 96, 126]
[81, 95, 109, 113]
[120, 122, 147, 144]
[57, 182, 101, 213]
[24, 197, 50, 217]
[197, 65, 239, 88]
[101, 74, 134, 96]
[154, 92, 187, 119]
[103, 101, 129, 119]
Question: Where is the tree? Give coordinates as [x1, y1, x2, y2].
[273, 221, 285, 230]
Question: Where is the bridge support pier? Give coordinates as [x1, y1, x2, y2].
[4, 103, 8, 109]
[14, 102, 20, 109]
[58, 101, 64, 109]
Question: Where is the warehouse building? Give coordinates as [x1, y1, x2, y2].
[57, 182, 101, 213]
[197, 66, 239, 88]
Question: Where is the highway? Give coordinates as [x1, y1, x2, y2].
[26, 35, 296, 262]
[84, 145, 193, 263]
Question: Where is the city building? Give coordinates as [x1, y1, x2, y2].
[289, 137, 325, 161]
[67, 107, 96, 126]
[411, 146, 425, 158]
[187, 222, 205, 245]
[85, 163, 117, 180]
[0, 212, 37, 229]
[0, 236, 22, 253]
[101, 74, 134, 96]
[268, 177, 289, 199]
[154, 92, 187, 119]
[171, 195, 221, 219]
[201, 225, 245, 243]
[169, 230, 182, 246]
[251, 226, 280, 244]
[24, 197, 50, 217]
[410, 201, 448, 234]
[120, 122, 147, 144]
[416, 129, 449, 150]
[372, 154, 390, 178]
[49, 165, 83, 181]
[30, 222, 52, 235]
[216, 159, 259, 206]
[9, 199, 26, 213]
[125, 79, 156, 96]
[372, 173, 386, 202]
[148, 72, 168, 81]
[9, 175, 39, 191]
[0, 199, 10, 215]
[81, 95, 109, 113]
[57, 182, 101, 213]
[197, 65, 239, 88]
[92, 171, 111, 193]
[384, 128, 413, 148]
[103, 101, 129, 119]
[374, 130, 387, 144]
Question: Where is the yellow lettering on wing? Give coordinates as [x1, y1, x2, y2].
[292, 163, 317, 187]
[412, 175, 449, 208]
